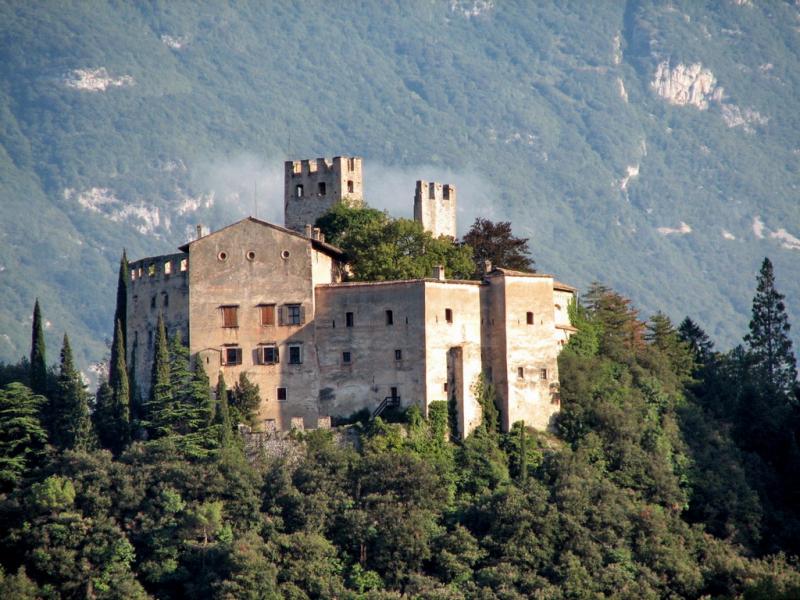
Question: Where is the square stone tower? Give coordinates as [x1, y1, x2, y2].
[413, 180, 457, 239]
[284, 156, 363, 232]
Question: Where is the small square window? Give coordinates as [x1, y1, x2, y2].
[345, 311, 354, 327]
[262, 346, 278, 364]
[517, 367, 524, 379]
[394, 349, 402, 361]
[260, 304, 276, 326]
[526, 311, 534, 325]
[540, 368, 548, 381]
[342, 351, 351, 364]
[180, 259, 188, 272]
[318, 182, 326, 195]
[444, 382, 448, 392]
[386, 310, 394, 325]
[288, 345, 302, 365]
[277, 387, 287, 401]
[225, 347, 242, 365]
[285, 304, 302, 325]
[221, 305, 238, 328]
[445, 308, 453, 323]
[164, 261, 172, 275]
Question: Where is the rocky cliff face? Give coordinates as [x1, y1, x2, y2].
[651, 61, 722, 109]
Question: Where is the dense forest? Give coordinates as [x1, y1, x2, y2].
[1, 0, 799, 372]
[0, 249, 798, 598]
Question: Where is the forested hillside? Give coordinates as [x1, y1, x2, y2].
[0, 0, 798, 373]
[0, 260, 798, 598]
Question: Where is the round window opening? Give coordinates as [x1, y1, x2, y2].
[218, 251, 228, 261]
[246, 250, 256, 261]
[280, 250, 290, 260]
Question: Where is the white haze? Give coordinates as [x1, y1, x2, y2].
[190, 154, 498, 236]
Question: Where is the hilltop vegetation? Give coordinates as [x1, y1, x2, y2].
[0, 259, 797, 597]
[0, 0, 799, 373]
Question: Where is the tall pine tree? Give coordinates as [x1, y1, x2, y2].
[52, 335, 94, 451]
[744, 258, 797, 397]
[145, 314, 171, 440]
[29, 299, 47, 397]
[0, 383, 48, 491]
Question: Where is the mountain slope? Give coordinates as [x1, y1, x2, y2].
[0, 0, 798, 372]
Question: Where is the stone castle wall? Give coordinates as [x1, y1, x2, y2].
[413, 180, 457, 238]
[284, 156, 363, 232]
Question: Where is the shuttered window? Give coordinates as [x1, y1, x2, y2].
[221, 305, 238, 328]
[279, 304, 304, 326]
[260, 304, 276, 326]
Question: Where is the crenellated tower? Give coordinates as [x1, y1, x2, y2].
[284, 156, 364, 232]
[413, 180, 457, 239]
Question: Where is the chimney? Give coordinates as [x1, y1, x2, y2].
[312, 227, 321, 240]
[433, 265, 446, 281]
[304, 224, 313, 238]
[196, 224, 203, 240]
[482, 259, 492, 275]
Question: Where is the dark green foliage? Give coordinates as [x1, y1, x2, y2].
[114, 252, 129, 357]
[316, 203, 474, 281]
[145, 314, 171, 439]
[214, 373, 234, 448]
[29, 299, 47, 397]
[51, 334, 94, 451]
[0, 382, 47, 491]
[461, 217, 535, 276]
[231, 373, 260, 428]
[745, 258, 797, 397]
[0, 276, 800, 596]
[104, 319, 131, 453]
[678, 317, 714, 367]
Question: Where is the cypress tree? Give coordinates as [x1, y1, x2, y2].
[93, 378, 114, 447]
[108, 320, 130, 452]
[146, 314, 171, 439]
[52, 334, 94, 451]
[744, 258, 797, 397]
[114, 251, 129, 357]
[518, 420, 528, 485]
[214, 373, 233, 447]
[29, 299, 47, 397]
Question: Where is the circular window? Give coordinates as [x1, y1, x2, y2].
[218, 251, 228, 261]
[280, 250, 290, 259]
[246, 250, 256, 261]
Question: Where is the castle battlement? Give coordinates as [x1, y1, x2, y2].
[414, 180, 457, 239]
[284, 156, 363, 232]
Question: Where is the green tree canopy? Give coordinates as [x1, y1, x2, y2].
[316, 203, 474, 281]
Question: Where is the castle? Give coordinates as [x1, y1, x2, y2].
[126, 157, 576, 436]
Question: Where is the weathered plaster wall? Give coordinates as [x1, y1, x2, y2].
[315, 281, 427, 419]
[187, 219, 323, 429]
[127, 253, 189, 402]
[495, 273, 561, 431]
[421, 281, 483, 436]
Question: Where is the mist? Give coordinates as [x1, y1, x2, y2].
[190, 154, 498, 236]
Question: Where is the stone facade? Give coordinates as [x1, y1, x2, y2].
[414, 180, 457, 238]
[284, 156, 363, 232]
[126, 158, 577, 436]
